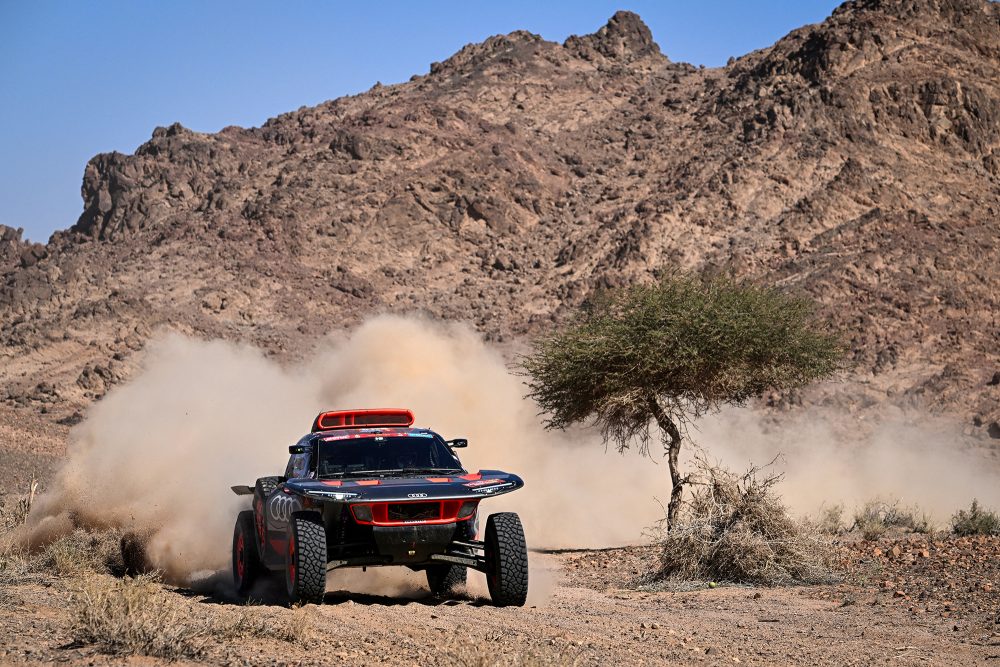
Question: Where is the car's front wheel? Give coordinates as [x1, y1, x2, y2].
[484, 512, 528, 607]
[285, 512, 326, 605]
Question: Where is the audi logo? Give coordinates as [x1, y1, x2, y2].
[407, 493, 428, 498]
[268, 495, 299, 522]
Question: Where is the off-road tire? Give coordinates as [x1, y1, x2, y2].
[426, 564, 467, 597]
[233, 510, 263, 596]
[253, 476, 282, 557]
[484, 512, 528, 607]
[255, 476, 282, 497]
[285, 512, 326, 605]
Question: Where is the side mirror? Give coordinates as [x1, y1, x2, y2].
[447, 438, 468, 448]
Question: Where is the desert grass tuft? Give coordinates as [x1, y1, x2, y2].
[851, 498, 932, 541]
[33, 528, 128, 576]
[209, 604, 315, 643]
[70, 573, 204, 659]
[441, 636, 582, 667]
[951, 499, 1000, 536]
[70, 572, 317, 658]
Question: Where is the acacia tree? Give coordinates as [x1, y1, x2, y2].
[520, 273, 842, 530]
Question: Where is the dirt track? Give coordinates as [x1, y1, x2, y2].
[2, 542, 998, 666]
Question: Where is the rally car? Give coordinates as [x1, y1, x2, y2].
[230, 408, 528, 606]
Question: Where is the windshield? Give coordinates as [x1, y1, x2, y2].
[317, 434, 464, 478]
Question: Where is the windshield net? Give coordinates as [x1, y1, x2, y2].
[317, 435, 463, 477]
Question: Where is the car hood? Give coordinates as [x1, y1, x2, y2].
[284, 470, 523, 502]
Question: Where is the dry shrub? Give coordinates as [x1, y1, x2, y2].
[3, 490, 149, 579]
[0, 546, 32, 606]
[3, 492, 101, 580]
[70, 573, 204, 659]
[0, 517, 29, 589]
[815, 503, 846, 535]
[34, 528, 126, 576]
[851, 499, 931, 540]
[0, 487, 35, 533]
[1, 484, 46, 592]
[951, 499, 1000, 536]
[0, 547, 31, 587]
[1, 526, 138, 595]
[441, 637, 582, 667]
[648, 459, 838, 586]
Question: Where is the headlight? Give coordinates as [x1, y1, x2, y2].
[457, 500, 479, 519]
[351, 504, 373, 523]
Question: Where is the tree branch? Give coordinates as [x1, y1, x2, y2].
[646, 393, 685, 530]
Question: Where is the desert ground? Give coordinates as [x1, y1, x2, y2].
[2, 529, 999, 665]
[1, 401, 999, 666]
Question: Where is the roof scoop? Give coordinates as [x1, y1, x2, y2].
[311, 408, 415, 432]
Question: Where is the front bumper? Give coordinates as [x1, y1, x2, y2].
[371, 524, 457, 563]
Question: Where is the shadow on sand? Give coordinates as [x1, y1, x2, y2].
[174, 570, 491, 608]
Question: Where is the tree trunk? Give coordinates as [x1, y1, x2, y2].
[646, 395, 684, 531]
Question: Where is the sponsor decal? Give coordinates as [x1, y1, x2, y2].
[407, 493, 428, 498]
[321, 430, 428, 442]
[268, 494, 300, 523]
[463, 478, 505, 488]
[321, 433, 379, 442]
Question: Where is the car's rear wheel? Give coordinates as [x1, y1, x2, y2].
[426, 564, 467, 597]
[233, 510, 263, 596]
[484, 512, 528, 607]
[285, 512, 326, 605]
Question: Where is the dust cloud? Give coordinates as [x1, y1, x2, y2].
[26, 315, 664, 583]
[698, 408, 1000, 522]
[26, 315, 1000, 587]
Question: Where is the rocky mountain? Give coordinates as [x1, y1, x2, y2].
[1, 0, 998, 436]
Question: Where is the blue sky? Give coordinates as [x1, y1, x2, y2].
[0, 1, 841, 242]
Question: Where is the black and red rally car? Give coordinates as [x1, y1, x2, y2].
[231, 408, 528, 606]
